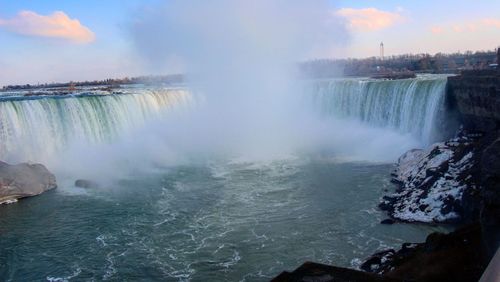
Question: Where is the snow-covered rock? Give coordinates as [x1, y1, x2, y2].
[380, 135, 479, 223]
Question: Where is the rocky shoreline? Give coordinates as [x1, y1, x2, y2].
[360, 223, 487, 281]
[275, 224, 488, 282]
[274, 64, 500, 281]
[0, 161, 57, 205]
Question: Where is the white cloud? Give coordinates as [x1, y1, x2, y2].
[336, 8, 403, 32]
[0, 10, 95, 43]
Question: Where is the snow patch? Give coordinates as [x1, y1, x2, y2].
[384, 136, 477, 223]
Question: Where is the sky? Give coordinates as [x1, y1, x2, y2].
[0, 0, 499, 86]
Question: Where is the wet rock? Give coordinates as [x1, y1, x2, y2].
[380, 219, 395, 225]
[360, 250, 395, 273]
[0, 161, 57, 204]
[363, 224, 487, 282]
[272, 261, 399, 282]
[75, 179, 99, 189]
[273, 225, 489, 282]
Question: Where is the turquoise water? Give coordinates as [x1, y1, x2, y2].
[0, 158, 446, 281]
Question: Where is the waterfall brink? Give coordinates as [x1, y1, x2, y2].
[310, 75, 449, 144]
[0, 75, 450, 164]
[0, 89, 192, 162]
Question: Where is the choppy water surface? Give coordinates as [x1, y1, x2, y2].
[0, 158, 446, 281]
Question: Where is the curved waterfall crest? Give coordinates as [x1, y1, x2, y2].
[309, 75, 448, 144]
[0, 89, 192, 161]
[0, 75, 450, 162]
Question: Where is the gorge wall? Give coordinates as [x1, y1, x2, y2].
[447, 69, 500, 132]
[447, 68, 500, 260]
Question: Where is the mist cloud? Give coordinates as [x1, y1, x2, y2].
[130, 0, 346, 73]
[128, 0, 348, 157]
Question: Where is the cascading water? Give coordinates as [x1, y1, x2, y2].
[0, 75, 451, 163]
[0, 88, 192, 162]
[0, 77, 453, 281]
[309, 75, 449, 145]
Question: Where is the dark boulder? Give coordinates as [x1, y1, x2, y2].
[380, 219, 395, 225]
[75, 179, 99, 189]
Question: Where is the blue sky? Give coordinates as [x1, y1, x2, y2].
[1, 0, 499, 85]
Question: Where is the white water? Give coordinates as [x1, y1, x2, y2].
[309, 75, 449, 145]
[0, 75, 450, 167]
[0, 88, 192, 162]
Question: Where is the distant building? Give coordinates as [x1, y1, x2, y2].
[380, 42, 384, 60]
[493, 47, 500, 70]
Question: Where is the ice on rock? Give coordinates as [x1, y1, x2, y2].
[386, 136, 476, 223]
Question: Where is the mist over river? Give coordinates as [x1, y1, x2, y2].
[0, 76, 453, 281]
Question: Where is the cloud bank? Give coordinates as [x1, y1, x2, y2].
[431, 18, 500, 34]
[0, 11, 95, 43]
[337, 7, 403, 32]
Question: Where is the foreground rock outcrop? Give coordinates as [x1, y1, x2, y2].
[277, 224, 488, 282]
[0, 161, 57, 204]
[272, 262, 399, 282]
[361, 224, 487, 282]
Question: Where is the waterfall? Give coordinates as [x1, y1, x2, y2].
[0, 75, 451, 163]
[0, 89, 192, 161]
[309, 75, 449, 144]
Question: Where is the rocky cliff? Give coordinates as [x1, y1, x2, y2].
[441, 70, 499, 259]
[0, 161, 57, 204]
[447, 69, 500, 132]
[446, 66, 500, 245]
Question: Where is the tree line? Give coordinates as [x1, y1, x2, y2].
[299, 49, 499, 78]
[1, 74, 184, 91]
